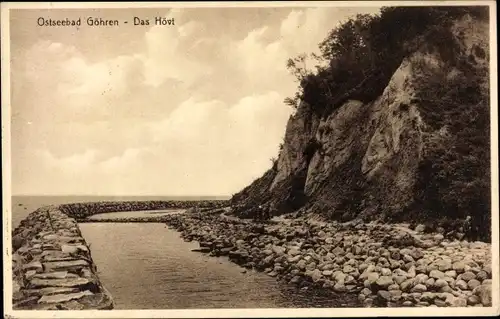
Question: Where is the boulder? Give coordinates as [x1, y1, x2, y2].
[473, 284, 492, 306]
[429, 270, 445, 279]
[375, 276, 394, 290]
[38, 290, 94, 304]
[455, 279, 468, 290]
[411, 284, 427, 293]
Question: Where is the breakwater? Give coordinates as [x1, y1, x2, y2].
[11, 206, 113, 310]
[59, 200, 227, 220]
[162, 212, 493, 308]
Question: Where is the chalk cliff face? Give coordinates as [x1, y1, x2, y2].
[231, 14, 490, 239]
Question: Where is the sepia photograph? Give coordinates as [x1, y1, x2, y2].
[1, 1, 498, 318]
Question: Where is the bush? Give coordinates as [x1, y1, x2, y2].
[284, 6, 489, 118]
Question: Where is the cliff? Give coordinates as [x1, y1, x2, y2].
[231, 9, 491, 241]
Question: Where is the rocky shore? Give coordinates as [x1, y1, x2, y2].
[11, 206, 113, 310]
[163, 211, 492, 308]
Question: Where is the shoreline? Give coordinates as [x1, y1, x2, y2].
[161, 210, 492, 308]
[11, 201, 493, 309]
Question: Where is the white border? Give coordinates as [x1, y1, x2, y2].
[2, 1, 499, 318]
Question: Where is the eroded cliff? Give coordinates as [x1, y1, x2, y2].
[231, 11, 491, 241]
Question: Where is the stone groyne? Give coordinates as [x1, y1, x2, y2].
[59, 200, 228, 220]
[163, 212, 493, 308]
[11, 206, 114, 310]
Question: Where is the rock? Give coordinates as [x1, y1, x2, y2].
[434, 279, 448, 289]
[377, 290, 391, 301]
[476, 270, 488, 282]
[345, 275, 356, 285]
[411, 284, 427, 293]
[38, 290, 94, 304]
[400, 279, 414, 292]
[414, 273, 429, 286]
[43, 260, 89, 272]
[482, 279, 492, 286]
[332, 247, 345, 255]
[437, 259, 453, 271]
[33, 272, 69, 279]
[333, 271, 347, 284]
[375, 276, 394, 289]
[363, 298, 374, 307]
[296, 260, 307, 270]
[468, 279, 481, 290]
[29, 277, 92, 289]
[455, 279, 468, 290]
[434, 299, 446, 307]
[393, 275, 407, 285]
[460, 271, 476, 282]
[407, 266, 417, 278]
[444, 270, 457, 278]
[403, 254, 415, 263]
[343, 265, 355, 273]
[381, 268, 392, 276]
[415, 224, 426, 233]
[402, 300, 413, 307]
[23, 261, 43, 273]
[25, 270, 37, 280]
[322, 280, 335, 288]
[440, 286, 454, 293]
[334, 282, 346, 292]
[12, 235, 25, 251]
[25, 287, 80, 297]
[388, 283, 400, 291]
[311, 269, 323, 282]
[289, 276, 301, 284]
[360, 288, 372, 295]
[263, 249, 273, 256]
[322, 270, 333, 276]
[306, 262, 317, 271]
[452, 261, 466, 273]
[421, 292, 436, 302]
[473, 284, 492, 306]
[433, 234, 444, 242]
[272, 245, 285, 255]
[430, 270, 445, 279]
[358, 263, 369, 272]
[61, 244, 85, 255]
[425, 278, 435, 288]
[288, 247, 301, 256]
[448, 296, 468, 307]
[467, 295, 480, 306]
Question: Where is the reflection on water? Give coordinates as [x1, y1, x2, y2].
[80, 223, 349, 309]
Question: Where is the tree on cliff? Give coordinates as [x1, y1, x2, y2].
[284, 6, 489, 116]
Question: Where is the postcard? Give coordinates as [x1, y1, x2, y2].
[2, 1, 498, 318]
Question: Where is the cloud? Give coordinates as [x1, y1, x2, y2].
[12, 7, 381, 195]
[140, 14, 213, 87]
[18, 91, 291, 196]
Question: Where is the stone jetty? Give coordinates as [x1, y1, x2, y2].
[163, 211, 493, 308]
[11, 206, 113, 310]
[59, 200, 227, 220]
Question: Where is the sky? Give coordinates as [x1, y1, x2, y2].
[10, 6, 381, 196]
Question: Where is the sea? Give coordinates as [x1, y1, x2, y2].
[8, 195, 354, 309]
[10, 195, 229, 229]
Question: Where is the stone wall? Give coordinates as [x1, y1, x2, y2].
[11, 206, 114, 310]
